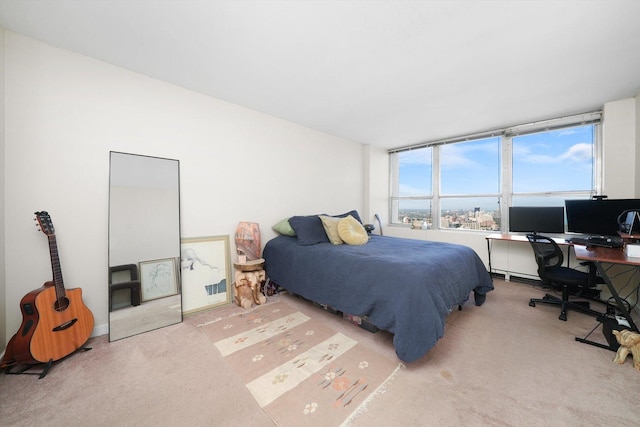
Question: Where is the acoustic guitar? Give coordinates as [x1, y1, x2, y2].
[0, 211, 94, 368]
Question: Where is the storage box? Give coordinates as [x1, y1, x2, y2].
[343, 313, 379, 333]
[312, 301, 342, 315]
[625, 243, 640, 258]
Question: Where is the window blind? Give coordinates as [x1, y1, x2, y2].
[389, 111, 602, 154]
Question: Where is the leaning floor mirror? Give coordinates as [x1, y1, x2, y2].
[108, 151, 182, 341]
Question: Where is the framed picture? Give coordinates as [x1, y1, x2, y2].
[139, 258, 179, 302]
[181, 235, 232, 314]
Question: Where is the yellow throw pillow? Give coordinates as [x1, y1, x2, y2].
[319, 215, 344, 245]
[338, 215, 369, 245]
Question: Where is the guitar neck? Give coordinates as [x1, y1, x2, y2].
[48, 234, 66, 297]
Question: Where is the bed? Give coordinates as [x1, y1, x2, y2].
[263, 229, 494, 363]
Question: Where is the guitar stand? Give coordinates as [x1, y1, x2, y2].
[3, 346, 92, 379]
[4, 360, 54, 379]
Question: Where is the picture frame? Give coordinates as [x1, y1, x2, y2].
[139, 258, 179, 302]
[181, 235, 232, 314]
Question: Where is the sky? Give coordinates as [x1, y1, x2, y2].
[397, 125, 594, 211]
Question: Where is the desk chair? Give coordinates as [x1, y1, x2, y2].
[109, 264, 142, 312]
[526, 234, 604, 321]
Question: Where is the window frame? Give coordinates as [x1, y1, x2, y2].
[389, 112, 602, 232]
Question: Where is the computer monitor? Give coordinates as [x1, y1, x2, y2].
[565, 198, 640, 236]
[508, 206, 565, 233]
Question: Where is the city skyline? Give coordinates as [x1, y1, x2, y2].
[398, 206, 501, 231]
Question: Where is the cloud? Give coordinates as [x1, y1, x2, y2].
[560, 143, 592, 162]
[441, 140, 498, 170]
[398, 148, 431, 165]
[520, 142, 592, 164]
[399, 183, 428, 197]
[441, 144, 479, 169]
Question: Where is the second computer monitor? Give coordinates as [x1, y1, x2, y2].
[509, 206, 565, 234]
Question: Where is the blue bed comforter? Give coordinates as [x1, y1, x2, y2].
[263, 234, 494, 363]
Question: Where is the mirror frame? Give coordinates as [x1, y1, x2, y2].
[108, 151, 182, 341]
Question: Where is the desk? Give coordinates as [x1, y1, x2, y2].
[486, 234, 572, 278]
[574, 245, 638, 332]
[618, 231, 640, 242]
[573, 245, 640, 351]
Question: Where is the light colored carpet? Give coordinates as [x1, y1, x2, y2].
[1, 279, 639, 426]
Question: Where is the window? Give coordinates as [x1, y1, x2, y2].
[390, 147, 433, 229]
[389, 113, 601, 231]
[439, 137, 501, 230]
[512, 125, 595, 194]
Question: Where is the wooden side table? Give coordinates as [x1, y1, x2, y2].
[232, 258, 267, 309]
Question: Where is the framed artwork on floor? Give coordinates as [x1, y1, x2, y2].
[181, 235, 232, 314]
[139, 258, 179, 302]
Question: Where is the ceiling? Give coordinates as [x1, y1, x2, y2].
[1, 1, 640, 149]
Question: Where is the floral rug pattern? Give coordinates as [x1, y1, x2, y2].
[199, 301, 400, 426]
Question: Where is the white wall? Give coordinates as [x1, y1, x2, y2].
[602, 98, 637, 198]
[2, 32, 364, 344]
[636, 94, 640, 196]
[363, 144, 389, 227]
[0, 28, 6, 348]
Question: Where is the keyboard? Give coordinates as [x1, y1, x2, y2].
[567, 235, 624, 248]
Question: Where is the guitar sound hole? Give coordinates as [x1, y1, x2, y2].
[54, 297, 70, 312]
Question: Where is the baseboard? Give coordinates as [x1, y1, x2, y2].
[491, 272, 542, 286]
[92, 322, 109, 338]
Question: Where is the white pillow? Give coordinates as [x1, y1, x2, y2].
[337, 215, 369, 245]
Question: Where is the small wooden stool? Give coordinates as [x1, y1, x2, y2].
[232, 258, 267, 309]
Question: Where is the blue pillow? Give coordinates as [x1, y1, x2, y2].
[334, 210, 363, 224]
[288, 210, 364, 245]
[288, 215, 329, 245]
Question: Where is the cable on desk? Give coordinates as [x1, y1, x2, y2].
[630, 280, 640, 312]
[606, 296, 631, 313]
[601, 263, 637, 281]
[601, 263, 638, 314]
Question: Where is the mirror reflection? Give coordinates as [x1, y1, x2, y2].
[108, 152, 182, 341]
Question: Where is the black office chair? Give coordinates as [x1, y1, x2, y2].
[526, 234, 605, 321]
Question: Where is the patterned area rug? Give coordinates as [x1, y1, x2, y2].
[199, 301, 401, 426]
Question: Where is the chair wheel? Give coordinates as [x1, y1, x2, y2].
[559, 313, 567, 321]
[529, 301, 536, 307]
